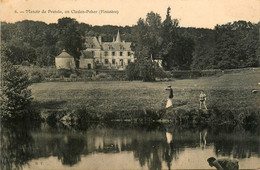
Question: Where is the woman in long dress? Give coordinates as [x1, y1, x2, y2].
[165, 85, 173, 108]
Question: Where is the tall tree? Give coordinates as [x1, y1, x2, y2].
[214, 21, 259, 69]
[161, 7, 194, 70]
[131, 12, 162, 81]
[57, 17, 85, 68]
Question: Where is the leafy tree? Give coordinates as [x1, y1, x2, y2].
[0, 45, 33, 121]
[131, 12, 163, 81]
[161, 7, 194, 70]
[57, 17, 85, 68]
[214, 21, 259, 69]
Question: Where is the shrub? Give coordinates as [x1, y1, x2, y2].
[29, 71, 45, 83]
[126, 62, 140, 81]
[58, 69, 72, 78]
[1, 45, 36, 121]
[96, 73, 112, 80]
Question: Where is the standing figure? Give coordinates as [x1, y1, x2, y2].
[165, 85, 173, 108]
[199, 90, 207, 110]
[207, 157, 239, 170]
[199, 129, 207, 149]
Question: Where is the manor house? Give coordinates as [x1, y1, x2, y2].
[79, 30, 135, 70]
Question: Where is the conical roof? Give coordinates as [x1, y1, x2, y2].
[115, 30, 121, 42]
[56, 49, 74, 58]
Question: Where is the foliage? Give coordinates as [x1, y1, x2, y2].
[213, 21, 259, 69]
[0, 45, 33, 121]
[57, 68, 72, 78]
[161, 7, 195, 70]
[29, 71, 45, 83]
[57, 17, 85, 68]
[1, 15, 259, 71]
[125, 62, 140, 81]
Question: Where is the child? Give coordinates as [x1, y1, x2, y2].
[200, 91, 207, 110]
[165, 85, 173, 108]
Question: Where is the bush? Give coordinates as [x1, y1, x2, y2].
[126, 62, 140, 81]
[58, 69, 72, 78]
[29, 71, 44, 83]
[1, 45, 37, 121]
[96, 73, 113, 80]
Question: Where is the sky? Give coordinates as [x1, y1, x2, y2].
[1, 0, 260, 29]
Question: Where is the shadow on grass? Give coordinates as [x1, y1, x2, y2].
[32, 100, 67, 109]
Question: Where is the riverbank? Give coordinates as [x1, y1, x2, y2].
[30, 69, 260, 112]
[29, 69, 260, 128]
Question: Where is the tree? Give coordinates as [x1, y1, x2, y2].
[161, 7, 194, 70]
[214, 21, 259, 69]
[0, 45, 33, 121]
[57, 17, 85, 68]
[131, 12, 163, 81]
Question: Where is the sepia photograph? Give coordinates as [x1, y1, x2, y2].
[1, 0, 260, 169]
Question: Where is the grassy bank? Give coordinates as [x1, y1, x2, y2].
[30, 69, 260, 112]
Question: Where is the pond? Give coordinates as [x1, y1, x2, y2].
[1, 122, 260, 170]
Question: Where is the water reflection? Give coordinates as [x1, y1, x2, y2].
[1, 122, 260, 170]
[1, 122, 38, 170]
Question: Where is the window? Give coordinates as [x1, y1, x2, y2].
[104, 51, 108, 56]
[120, 59, 123, 66]
[88, 64, 91, 69]
[112, 52, 115, 56]
[92, 51, 94, 56]
[128, 52, 131, 56]
[128, 59, 131, 64]
[105, 59, 109, 64]
[112, 59, 115, 65]
[120, 52, 123, 56]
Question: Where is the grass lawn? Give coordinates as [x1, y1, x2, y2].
[30, 69, 260, 112]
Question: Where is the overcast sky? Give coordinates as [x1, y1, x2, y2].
[1, 0, 260, 29]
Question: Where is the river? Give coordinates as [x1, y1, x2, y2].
[1, 122, 259, 170]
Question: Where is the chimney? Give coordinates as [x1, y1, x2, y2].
[98, 36, 102, 44]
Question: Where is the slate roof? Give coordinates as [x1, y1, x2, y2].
[84, 30, 133, 51]
[56, 49, 74, 58]
[85, 37, 101, 49]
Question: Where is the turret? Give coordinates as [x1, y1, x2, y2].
[115, 30, 121, 42]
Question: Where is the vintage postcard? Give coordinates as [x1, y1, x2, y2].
[1, 0, 260, 169]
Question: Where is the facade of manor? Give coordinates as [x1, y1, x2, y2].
[79, 30, 135, 70]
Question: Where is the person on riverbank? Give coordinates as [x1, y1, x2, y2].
[207, 157, 239, 170]
[165, 85, 173, 108]
[199, 90, 207, 110]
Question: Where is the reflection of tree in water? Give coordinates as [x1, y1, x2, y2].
[214, 139, 260, 159]
[0, 122, 36, 170]
[131, 131, 184, 170]
[57, 135, 85, 166]
[132, 139, 163, 170]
